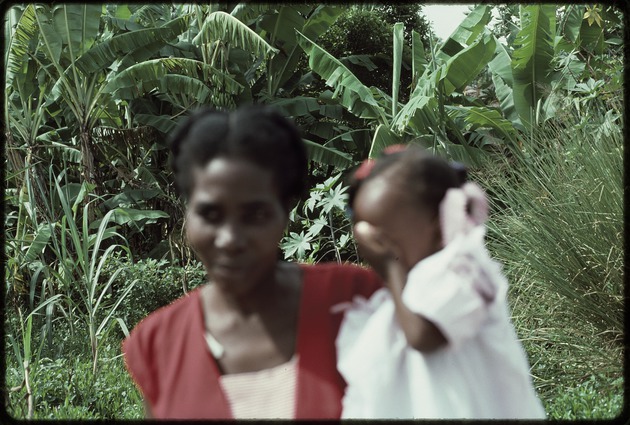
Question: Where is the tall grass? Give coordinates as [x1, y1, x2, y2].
[476, 104, 624, 418]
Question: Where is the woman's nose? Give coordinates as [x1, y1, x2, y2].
[214, 223, 246, 252]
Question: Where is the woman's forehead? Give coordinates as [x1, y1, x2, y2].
[190, 157, 280, 200]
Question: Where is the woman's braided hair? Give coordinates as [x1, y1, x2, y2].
[168, 105, 308, 209]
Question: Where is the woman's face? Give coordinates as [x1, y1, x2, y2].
[186, 157, 288, 295]
[352, 174, 441, 272]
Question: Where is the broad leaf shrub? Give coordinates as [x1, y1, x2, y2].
[477, 103, 623, 418]
[281, 174, 358, 264]
[101, 255, 207, 333]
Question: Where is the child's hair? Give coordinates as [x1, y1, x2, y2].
[348, 145, 468, 219]
[168, 105, 308, 207]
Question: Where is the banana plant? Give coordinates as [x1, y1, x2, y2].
[6, 4, 191, 191]
[104, 6, 279, 133]
[298, 4, 514, 164]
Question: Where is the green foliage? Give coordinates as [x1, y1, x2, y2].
[6, 344, 143, 419]
[484, 104, 623, 341]
[103, 256, 206, 331]
[544, 375, 623, 419]
[281, 174, 356, 264]
[476, 102, 623, 420]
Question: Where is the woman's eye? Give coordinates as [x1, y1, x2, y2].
[244, 208, 269, 224]
[196, 206, 222, 223]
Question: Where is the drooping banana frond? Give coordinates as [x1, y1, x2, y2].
[441, 30, 496, 96]
[6, 4, 38, 89]
[296, 31, 386, 123]
[511, 5, 556, 130]
[303, 139, 353, 169]
[50, 4, 102, 59]
[104, 57, 244, 99]
[193, 11, 278, 59]
[446, 106, 518, 146]
[75, 15, 191, 74]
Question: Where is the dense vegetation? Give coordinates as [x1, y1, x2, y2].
[4, 3, 624, 420]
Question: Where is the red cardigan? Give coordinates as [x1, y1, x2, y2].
[122, 263, 381, 419]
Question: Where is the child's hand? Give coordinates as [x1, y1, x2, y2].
[353, 221, 404, 279]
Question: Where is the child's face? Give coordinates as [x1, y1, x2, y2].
[352, 175, 441, 272]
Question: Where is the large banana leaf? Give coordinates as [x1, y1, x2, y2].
[559, 5, 583, 44]
[303, 139, 353, 169]
[446, 106, 517, 145]
[578, 9, 604, 54]
[488, 41, 521, 130]
[268, 96, 320, 117]
[75, 15, 191, 74]
[51, 4, 102, 59]
[5, 4, 38, 89]
[392, 23, 403, 118]
[441, 30, 496, 96]
[391, 94, 439, 136]
[301, 5, 343, 41]
[368, 124, 402, 158]
[266, 5, 343, 95]
[261, 6, 306, 95]
[259, 6, 304, 52]
[104, 58, 244, 98]
[438, 4, 493, 60]
[296, 31, 386, 123]
[447, 4, 493, 47]
[230, 3, 273, 24]
[193, 11, 278, 58]
[512, 5, 556, 130]
[411, 30, 427, 92]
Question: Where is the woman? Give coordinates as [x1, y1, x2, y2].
[122, 106, 381, 419]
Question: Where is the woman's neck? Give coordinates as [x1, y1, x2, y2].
[209, 262, 296, 315]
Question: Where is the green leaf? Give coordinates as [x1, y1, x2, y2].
[441, 30, 496, 96]
[578, 9, 604, 54]
[447, 4, 493, 47]
[23, 223, 52, 264]
[102, 189, 162, 210]
[488, 42, 521, 130]
[6, 4, 38, 89]
[512, 5, 556, 130]
[392, 22, 404, 117]
[303, 140, 353, 169]
[75, 15, 191, 74]
[110, 208, 169, 226]
[193, 11, 278, 58]
[411, 30, 427, 91]
[280, 231, 313, 260]
[318, 184, 348, 215]
[52, 4, 102, 58]
[446, 106, 517, 144]
[369, 124, 402, 159]
[104, 57, 244, 98]
[296, 30, 386, 122]
[301, 5, 343, 41]
[391, 95, 439, 137]
[268, 97, 320, 117]
[134, 113, 177, 134]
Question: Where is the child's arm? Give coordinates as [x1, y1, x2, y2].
[384, 259, 447, 352]
[353, 222, 447, 353]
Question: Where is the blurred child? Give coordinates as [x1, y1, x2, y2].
[335, 145, 546, 419]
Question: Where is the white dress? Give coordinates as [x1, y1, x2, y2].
[335, 226, 546, 419]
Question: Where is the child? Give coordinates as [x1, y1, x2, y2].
[335, 145, 546, 419]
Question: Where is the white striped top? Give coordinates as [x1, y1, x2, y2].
[219, 356, 298, 419]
